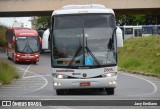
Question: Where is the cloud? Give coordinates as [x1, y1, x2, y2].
[0, 17, 31, 28]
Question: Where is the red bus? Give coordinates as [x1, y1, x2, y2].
[6, 27, 42, 64]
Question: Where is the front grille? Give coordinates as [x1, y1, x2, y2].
[67, 75, 103, 79]
[21, 56, 34, 59]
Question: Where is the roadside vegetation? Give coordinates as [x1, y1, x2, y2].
[118, 36, 160, 78]
[0, 59, 19, 84]
[0, 25, 7, 47]
[0, 25, 19, 85]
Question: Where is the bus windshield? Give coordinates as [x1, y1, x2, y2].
[52, 14, 117, 68]
[15, 36, 39, 53]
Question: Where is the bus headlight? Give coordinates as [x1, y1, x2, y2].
[102, 72, 117, 77]
[109, 81, 117, 85]
[16, 54, 20, 57]
[54, 82, 61, 86]
[35, 54, 39, 57]
[52, 73, 68, 79]
[57, 74, 63, 79]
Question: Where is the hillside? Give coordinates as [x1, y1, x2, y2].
[118, 36, 160, 78]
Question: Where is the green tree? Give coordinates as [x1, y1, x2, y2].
[34, 16, 51, 29]
[116, 15, 146, 26]
[116, 14, 160, 26]
[134, 15, 146, 25]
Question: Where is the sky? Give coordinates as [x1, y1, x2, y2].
[0, 17, 32, 28]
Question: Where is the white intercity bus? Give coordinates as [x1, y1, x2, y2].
[50, 4, 123, 95]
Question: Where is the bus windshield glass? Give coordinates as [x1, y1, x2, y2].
[52, 14, 117, 68]
[15, 36, 39, 53]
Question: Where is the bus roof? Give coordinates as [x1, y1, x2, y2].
[142, 25, 160, 27]
[8, 27, 38, 36]
[52, 4, 114, 16]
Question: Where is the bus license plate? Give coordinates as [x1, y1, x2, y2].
[80, 82, 90, 86]
[25, 54, 30, 56]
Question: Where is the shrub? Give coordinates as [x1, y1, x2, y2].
[0, 60, 19, 84]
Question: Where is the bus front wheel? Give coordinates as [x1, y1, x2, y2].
[105, 88, 114, 95]
[33, 62, 37, 64]
[13, 56, 17, 63]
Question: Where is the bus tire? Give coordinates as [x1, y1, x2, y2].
[6, 51, 11, 60]
[56, 89, 66, 95]
[8, 56, 11, 60]
[41, 50, 44, 54]
[105, 88, 114, 95]
[33, 62, 37, 64]
[13, 56, 17, 63]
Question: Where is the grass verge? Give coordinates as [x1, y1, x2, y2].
[0, 59, 19, 84]
[118, 36, 160, 79]
[0, 25, 7, 47]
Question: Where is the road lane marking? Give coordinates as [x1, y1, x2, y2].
[16, 66, 51, 77]
[22, 65, 31, 78]
[16, 66, 48, 93]
[16, 67, 26, 71]
[21, 70, 49, 92]
[30, 75, 48, 93]
[23, 75, 50, 79]
[120, 72, 158, 96]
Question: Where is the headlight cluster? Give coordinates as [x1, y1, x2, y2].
[102, 72, 117, 77]
[16, 54, 20, 57]
[52, 73, 68, 79]
[35, 54, 39, 57]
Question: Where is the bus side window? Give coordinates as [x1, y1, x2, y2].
[143, 27, 148, 34]
[125, 28, 133, 35]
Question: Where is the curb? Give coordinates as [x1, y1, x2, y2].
[119, 68, 160, 79]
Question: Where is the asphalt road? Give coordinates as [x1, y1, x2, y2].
[0, 50, 160, 108]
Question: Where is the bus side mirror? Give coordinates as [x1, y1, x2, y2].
[39, 36, 42, 44]
[116, 27, 123, 47]
[12, 36, 16, 43]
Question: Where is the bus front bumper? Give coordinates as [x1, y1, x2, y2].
[53, 77, 117, 90]
[15, 53, 40, 62]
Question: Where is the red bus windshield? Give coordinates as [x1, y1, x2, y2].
[15, 36, 39, 53]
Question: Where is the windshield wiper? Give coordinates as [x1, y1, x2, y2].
[68, 37, 101, 66]
[68, 37, 82, 67]
[85, 38, 100, 66]
[68, 46, 82, 67]
[22, 38, 35, 53]
[28, 45, 34, 53]
[22, 44, 28, 53]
